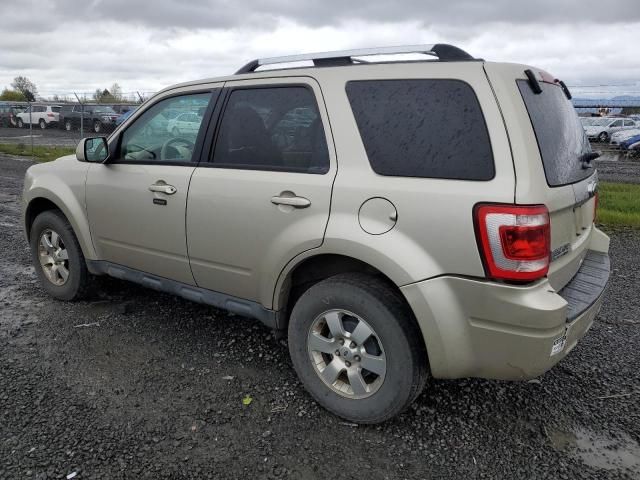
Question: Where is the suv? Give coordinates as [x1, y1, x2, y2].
[584, 117, 637, 142]
[58, 104, 119, 133]
[16, 104, 61, 129]
[22, 45, 610, 423]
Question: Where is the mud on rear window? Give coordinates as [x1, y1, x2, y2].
[346, 79, 494, 180]
[517, 80, 593, 187]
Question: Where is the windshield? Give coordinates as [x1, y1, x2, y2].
[518, 80, 593, 187]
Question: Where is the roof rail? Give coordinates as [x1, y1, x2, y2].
[235, 44, 475, 74]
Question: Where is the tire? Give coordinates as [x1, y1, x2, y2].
[30, 210, 92, 301]
[39, 119, 46, 129]
[17, 118, 24, 128]
[598, 131, 609, 142]
[93, 121, 102, 133]
[65, 120, 72, 131]
[288, 273, 428, 424]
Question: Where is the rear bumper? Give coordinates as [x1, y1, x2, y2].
[401, 228, 610, 380]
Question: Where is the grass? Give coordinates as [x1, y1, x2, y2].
[598, 182, 640, 228]
[0, 143, 75, 162]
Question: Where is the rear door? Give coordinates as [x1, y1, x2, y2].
[186, 77, 336, 307]
[485, 64, 597, 290]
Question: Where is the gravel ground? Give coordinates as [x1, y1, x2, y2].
[1, 155, 639, 479]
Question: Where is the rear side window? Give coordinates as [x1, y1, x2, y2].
[345, 79, 494, 180]
[518, 80, 593, 187]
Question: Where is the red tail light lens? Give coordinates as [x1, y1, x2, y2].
[474, 204, 550, 282]
[47, 113, 54, 117]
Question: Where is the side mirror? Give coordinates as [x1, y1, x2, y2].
[76, 137, 109, 163]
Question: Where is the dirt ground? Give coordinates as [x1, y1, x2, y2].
[1, 155, 639, 479]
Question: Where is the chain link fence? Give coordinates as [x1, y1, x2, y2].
[0, 92, 156, 160]
[1, 95, 639, 162]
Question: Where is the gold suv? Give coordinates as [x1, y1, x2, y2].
[22, 45, 610, 423]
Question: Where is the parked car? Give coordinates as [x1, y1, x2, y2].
[21, 45, 610, 424]
[0, 103, 26, 127]
[166, 112, 202, 138]
[583, 117, 637, 142]
[16, 104, 61, 129]
[610, 128, 640, 145]
[620, 134, 640, 150]
[115, 107, 137, 127]
[58, 104, 119, 133]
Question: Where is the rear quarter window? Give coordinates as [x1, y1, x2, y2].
[345, 79, 494, 180]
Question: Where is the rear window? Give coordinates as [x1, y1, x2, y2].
[345, 79, 494, 180]
[51, 107, 61, 113]
[517, 80, 593, 187]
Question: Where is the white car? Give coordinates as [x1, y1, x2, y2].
[583, 117, 637, 142]
[610, 128, 640, 145]
[16, 105, 61, 129]
[166, 112, 202, 138]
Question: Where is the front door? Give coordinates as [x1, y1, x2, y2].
[186, 79, 336, 306]
[86, 90, 218, 285]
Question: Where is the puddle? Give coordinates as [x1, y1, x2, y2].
[549, 427, 640, 475]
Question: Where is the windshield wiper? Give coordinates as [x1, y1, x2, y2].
[580, 151, 600, 169]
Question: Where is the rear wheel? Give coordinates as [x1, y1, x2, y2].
[65, 120, 72, 131]
[30, 210, 92, 301]
[39, 119, 46, 129]
[93, 121, 102, 133]
[288, 273, 428, 423]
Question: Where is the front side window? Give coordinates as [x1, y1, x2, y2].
[119, 92, 212, 163]
[212, 86, 329, 173]
[346, 79, 494, 180]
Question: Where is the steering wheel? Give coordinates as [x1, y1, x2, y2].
[161, 137, 195, 161]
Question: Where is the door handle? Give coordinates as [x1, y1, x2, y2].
[271, 195, 311, 208]
[149, 183, 177, 195]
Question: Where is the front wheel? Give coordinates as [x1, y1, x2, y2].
[288, 273, 428, 424]
[598, 131, 609, 142]
[65, 120, 72, 131]
[17, 118, 24, 128]
[93, 121, 102, 133]
[30, 210, 92, 301]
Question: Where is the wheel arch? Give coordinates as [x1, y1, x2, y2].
[24, 190, 97, 261]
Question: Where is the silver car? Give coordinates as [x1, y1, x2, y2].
[584, 117, 637, 142]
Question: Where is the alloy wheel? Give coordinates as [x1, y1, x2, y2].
[307, 309, 386, 399]
[37, 229, 70, 286]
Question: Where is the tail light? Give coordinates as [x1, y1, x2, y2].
[474, 204, 550, 282]
[47, 113, 54, 117]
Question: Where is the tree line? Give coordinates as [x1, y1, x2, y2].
[1, 76, 133, 103]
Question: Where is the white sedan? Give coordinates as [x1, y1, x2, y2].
[166, 112, 202, 138]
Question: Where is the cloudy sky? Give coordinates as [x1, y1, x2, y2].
[1, 0, 639, 99]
